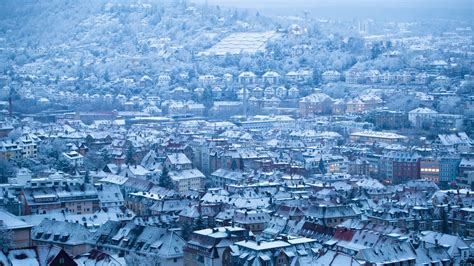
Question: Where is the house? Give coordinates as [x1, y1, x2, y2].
[169, 169, 205, 192]
[157, 75, 171, 86]
[183, 226, 248, 266]
[322, 70, 341, 83]
[238, 72, 257, 85]
[435, 132, 472, 153]
[344, 69, 361, 84]
[97, 184, 124, 208]
[233, 209, 271, 233]
[306, 205, 361, 227]
[62, 151, 84, 167]
[364, 70, 381, 83]
[419, 231, 469, 264]
[0, 209, 33, 248]
[119, 165, 150, 179]
[299, 93, 334, 117]
[0, 135, 38, 160]
[20, 183, 100, 215]
[354, 240, 417, 265]
[262, 71, 280, 85]
[16, 134, 38, 158]
[374, 109, 409, 129]
[164, 153, 192, 171]
[74, 249, 126, 266]
[0, 140, 22, 160]
[210, 169, 246, 187]
[0, 245, 77, 266]
[198, 74, 217, 86]
[32, 219, 92, 256]
[91, 221, 186, 265]
[408, 107, 438, 128]
[223, 236, 319, 266]
[286, 69, 312, 84]
[346, 95, 383, 114]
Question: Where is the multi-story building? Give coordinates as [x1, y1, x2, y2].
[299, 93, 334, 117]
[432, 114, 464, 132]
[0, 140, 22, 160]
[392, 152, 421, 182]
[210, 169, 245, 188]
[183, 226, 247, 266]
[62, 151, 84, 167]
[306, 205, 361, 227]
[169, 169, 205, 192]
[379, 151, 421, 182]
[238, 71, 257, 85]
[321, 70, 341, 83]
[439, 156, 461, 188]
[420, 158, 440, 183]
[0, 134, 38, 160]
[374, 109, 409, 129]
[164, 153, 193, 171]
[449, 207, 474, 238]
[233, 209, 271, 234]
[32, 219, 92, 256]
[16, 134, 38, 158]
[262, 71, 280, 85]
[346, 95, 383, 114]
[408, 107, 438, 128]
[92, 221, 185, 265]
[223, 236, 319, 265]
[20, 182, 100, 215]
[350, 130, 407, 144]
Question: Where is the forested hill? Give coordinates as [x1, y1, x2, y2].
[0, 0, 276, 83]
[0, 0, 273, 46]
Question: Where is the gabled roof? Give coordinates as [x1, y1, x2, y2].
[32, 219, 92, 246]
[166, 153, 191, 165]
[0, 209, 33, 230]
[409, 107, 437, 114]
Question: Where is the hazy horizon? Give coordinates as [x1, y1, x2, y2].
[192, 0, 474, 20]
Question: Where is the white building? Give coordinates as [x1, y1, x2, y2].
[408, 107, 438, 128]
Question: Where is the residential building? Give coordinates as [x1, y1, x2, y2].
[183, 226, 247, 266]
[32, 219, 92, 256]
[0, 209, 33, 248]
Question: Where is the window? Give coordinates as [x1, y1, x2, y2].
[59, 258, 65, 264]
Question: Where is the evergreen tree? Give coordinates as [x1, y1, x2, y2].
[181, 222, 192, 241]
[0, 227, 12, 251]
[125, 146, 135, 166]
[159, 167, 174, 189]
[0, 158, 14, 184]
[84, 170, 90, 184]
[231, 160, 237, 171]
[318, 158, 327, 175]
[193, 215, 204, 231]
[441, 206, 449, 234]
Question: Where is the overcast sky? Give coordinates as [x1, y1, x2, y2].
[191, 0, 473, 20]
[193, 0, 472, 8]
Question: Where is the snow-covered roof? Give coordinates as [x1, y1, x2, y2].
[409, 107, 438, 114]
[166, 153, 191, 165]
[0, 209, 32, 230]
